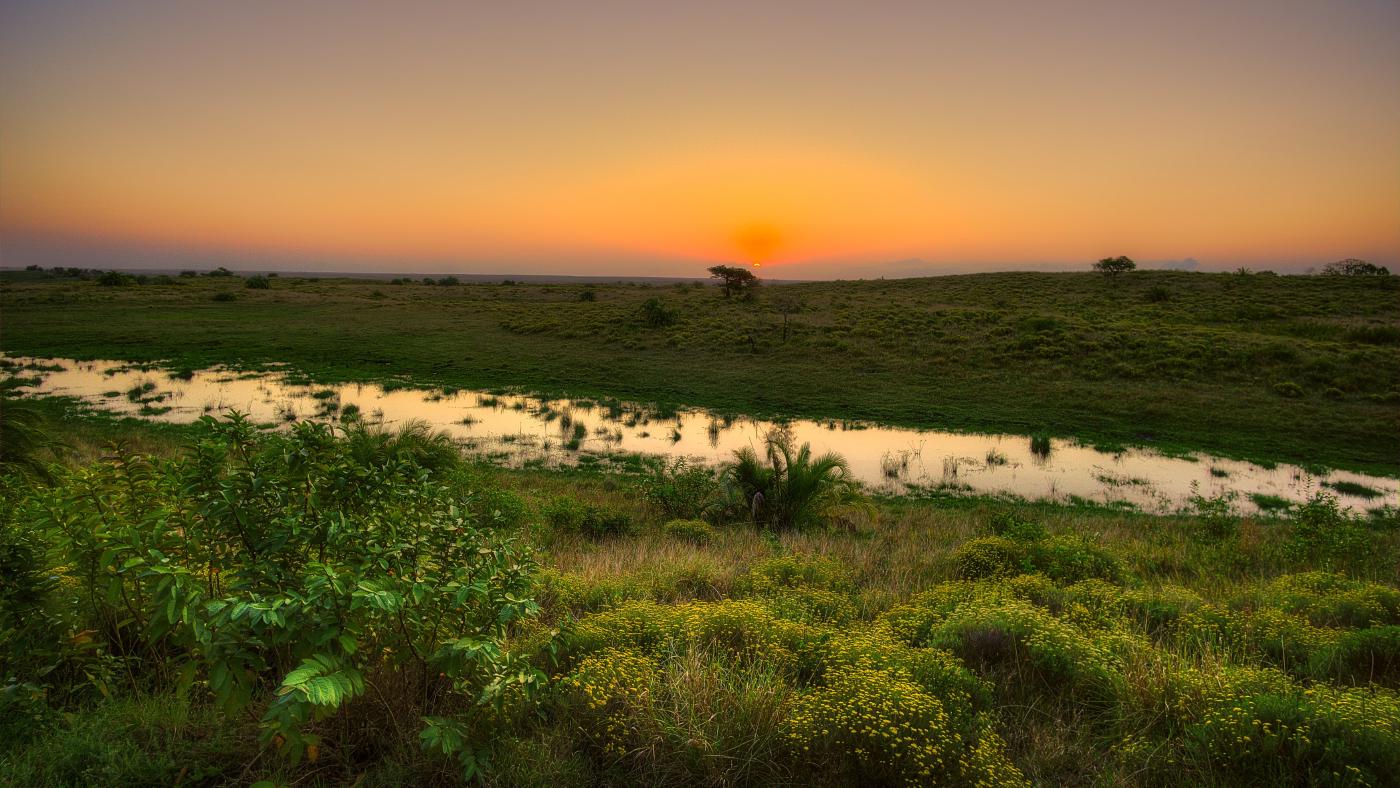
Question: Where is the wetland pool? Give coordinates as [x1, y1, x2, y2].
[6, 356, 1396, 515]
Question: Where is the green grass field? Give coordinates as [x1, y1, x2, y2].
[3, 269, 1398, 474]
[2, 406, 1398, 786]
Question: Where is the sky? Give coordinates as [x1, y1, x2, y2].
[2, 0, 1397, 278]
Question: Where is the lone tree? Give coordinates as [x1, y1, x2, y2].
[770, 293, 804, 343]
[708, 264, 759, 297]
[1093, 256, 1136, 276]
[1322, 258, 1390, 277]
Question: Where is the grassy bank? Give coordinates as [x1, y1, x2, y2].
[3, 269, 1397, 474]
[2, 404, 1399, 786]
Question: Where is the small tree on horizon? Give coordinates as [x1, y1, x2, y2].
[1093, 256, 1136, 277]
[1322, 258, 1390, 277]
[708, 265, 759, 297]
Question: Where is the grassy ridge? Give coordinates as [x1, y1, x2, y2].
[2, 269, 1397, 473]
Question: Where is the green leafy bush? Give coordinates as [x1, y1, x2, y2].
[640, 458, 720, 519]
[986, 510, 1046, 541]
[1286, 493, 1369, 568]
[543, 497, 635, 538]
[11, 414, 542, 776]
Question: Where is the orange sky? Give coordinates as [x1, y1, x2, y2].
[2, 1, 1397, 276]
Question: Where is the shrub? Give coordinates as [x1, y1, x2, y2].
[955, 536, 1026, 579]
[986, 510, 1046, 541]
[784, 666, 1026, 785]
[543, 497, 636, 538]
[1184, 682, 1400, 786]
[740, 554, 854, 594]
[15, 414, 541, 776]
[663, 518, 713, 544]
[211, 292, 237, 302]
[1265, 572, 1400, 629]
[1189, 488, 1240, 543]
[543, 496, 587, 532]
[1026, 535, 1124, 584]
[1286, 493, 1369, 568]
[96, 271, 134, 287]
[923, 594, 1122, 698]
[559, 647, 658, 759]
[244, 275, 270, 289]
[638, 297, 677, 328]
[1273, 381, 1304, 398]
[639, 457, 719, 519]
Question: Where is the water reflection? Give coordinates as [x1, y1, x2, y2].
[5, 356, 1397, 515]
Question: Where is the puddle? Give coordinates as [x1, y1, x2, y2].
[5, 356, 1397, 515]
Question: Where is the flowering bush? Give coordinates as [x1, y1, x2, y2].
[784, 666, 1026, 786]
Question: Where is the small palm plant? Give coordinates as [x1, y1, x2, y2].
[723, 431, 863, 530]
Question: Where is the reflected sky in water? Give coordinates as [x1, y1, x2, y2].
[6, 356, 1396, 515]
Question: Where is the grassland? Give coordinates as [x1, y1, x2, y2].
[2, 405, 1398, 786]
[2, 269, 1397, 474]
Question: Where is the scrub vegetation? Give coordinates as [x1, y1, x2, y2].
[2, 401, 1399, 786]
[2, 268, 1398, 473]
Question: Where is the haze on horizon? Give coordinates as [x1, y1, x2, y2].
[2, 0, 1397, 279]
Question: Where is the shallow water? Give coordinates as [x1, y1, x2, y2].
[6, 356, 1397, 515]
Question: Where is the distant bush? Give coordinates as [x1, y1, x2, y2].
[1273, 381, 1304, 398]
[211, 292, 237, 302]
[244, 275, 270, 289]
[1143, 285, 1171, 303]
[638, 297, 677, 328]
[96, 271, 134, 287]
[204, 266, 235, 277]
[578, 288, 597, 302]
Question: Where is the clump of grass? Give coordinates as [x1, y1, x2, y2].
[1029, 433, 1052, 458]
[1324, 480, 1384, 499]
[124, 382, 156, 401]
[1249, 493, 1293, 513]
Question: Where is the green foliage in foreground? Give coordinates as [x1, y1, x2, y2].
[3, 410, 1400, 785]
[1, 415, 540, 780]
